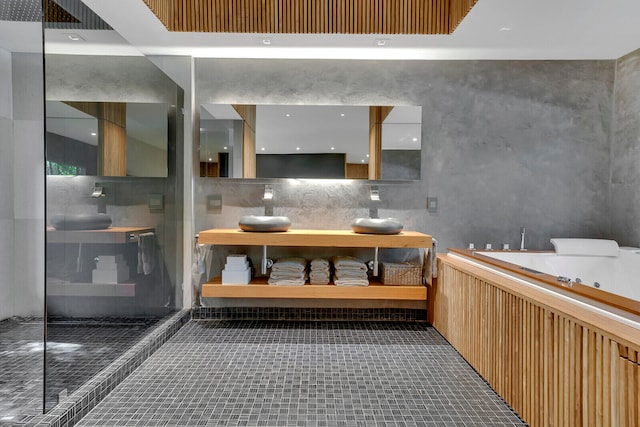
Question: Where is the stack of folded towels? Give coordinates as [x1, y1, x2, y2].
[268, 257, 308, 285]
[331, 256, 369, 286]
[309, 258, 330, 285]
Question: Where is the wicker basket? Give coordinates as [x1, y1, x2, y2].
[380, 262, 422, 285]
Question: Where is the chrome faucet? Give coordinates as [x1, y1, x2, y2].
[519, 227, 526, 251]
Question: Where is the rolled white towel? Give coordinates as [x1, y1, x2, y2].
[272, 257, 308, 272]
[332, 256, 367, 270]
[268, 278, 306, 286]
[310, 258, 330, 268]
[550, 238, 619, 257]
[335, 278, 369, 286]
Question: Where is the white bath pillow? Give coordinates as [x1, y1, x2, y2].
[550, 238, 619, 257]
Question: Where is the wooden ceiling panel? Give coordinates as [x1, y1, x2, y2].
[142, 0, 478, 35]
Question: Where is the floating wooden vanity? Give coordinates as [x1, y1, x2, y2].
[198, 228, 432, 301]
[46, 226, 155, 244]
[46, 226, 155, 297]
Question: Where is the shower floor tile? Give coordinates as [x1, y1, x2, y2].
[0, 317, 163, 425]
[78, 320, 527, 426]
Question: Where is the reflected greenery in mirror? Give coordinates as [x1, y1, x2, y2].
[199, 104, 422, 180]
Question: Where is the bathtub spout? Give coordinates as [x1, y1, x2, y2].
[519, 227, 526, 251]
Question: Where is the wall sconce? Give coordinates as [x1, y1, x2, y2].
[263, 184, 274, 200]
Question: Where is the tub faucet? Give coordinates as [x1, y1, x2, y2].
[519, 227, 526, 251]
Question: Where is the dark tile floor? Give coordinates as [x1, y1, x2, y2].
[78, 320, 527, 426]
[0, 317, 162, 425]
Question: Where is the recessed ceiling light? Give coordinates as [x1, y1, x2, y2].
[296, 147, 300, 151]
[261, 38, 272, 45]
[366, 154, 370, 158]
[375, 38, 389, 46]
[499, 27, 512, 32]
[261, 147, 265, 151]
[223, 146, 227, 150]
[330, 147, 335, 150]
[208, 157, 212, 161]
[90, 132, 97, 136]
[285, 113, 291, 117]
[66, 33, 84, 41]
[340, 113, 345, 117]
[361, 159, 365, 163]
[412, 137, 418, 142]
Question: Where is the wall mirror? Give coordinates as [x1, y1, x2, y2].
[199, 104, 422, 180]
[44, 49, 180, 178]
[46, 100, 169, 177]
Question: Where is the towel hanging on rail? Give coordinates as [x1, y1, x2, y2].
[137, 232, 156, 275]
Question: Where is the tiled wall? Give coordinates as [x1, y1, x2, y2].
[611, 48, 640, 246]
[193, 59, 615, 253]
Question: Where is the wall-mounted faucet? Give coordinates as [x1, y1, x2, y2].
[519, 226, 526, 251]
[369, 186, 380, 218]
[263, 184, 274, 216]
[92, 183, 107, 214]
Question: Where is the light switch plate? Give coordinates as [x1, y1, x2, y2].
[207, 194, 222, 213]
[427, 197, 438, 213]
[148, 194, 164, 210]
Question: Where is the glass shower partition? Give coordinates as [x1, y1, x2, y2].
[43, 0, 184, 413]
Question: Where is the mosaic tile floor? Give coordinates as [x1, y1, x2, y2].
[0, 317, 163, 425]
[78, 320, 527, 426]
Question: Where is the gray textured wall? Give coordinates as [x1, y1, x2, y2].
[611, 48, 640, 246]
[194, 59, 615, 252]
[0, 52, 45, 320]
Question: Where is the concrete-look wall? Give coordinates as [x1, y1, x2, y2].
[0, 52, 45, 320]
[611, 48, 640, 246]
[0, 48, 15, 320]
[194, 59, 614, 252]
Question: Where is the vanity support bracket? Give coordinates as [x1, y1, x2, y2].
[261, 245, 274, 275]
[374, 247, 379, 277]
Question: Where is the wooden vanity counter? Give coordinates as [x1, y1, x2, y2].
[47, 226, 155, 244]
[197, 228, 431, 248]
[198, 228, 432, 301]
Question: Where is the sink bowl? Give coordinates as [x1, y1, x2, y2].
[351, 218, 403, 235]
[239, 215, 291, 232]
[50, 213, 112, 230]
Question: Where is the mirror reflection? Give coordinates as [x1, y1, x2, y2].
[46, 100, 169, 177]
[199, 104, 421, 180]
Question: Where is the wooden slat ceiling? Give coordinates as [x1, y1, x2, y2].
[143, 0, 478, 35]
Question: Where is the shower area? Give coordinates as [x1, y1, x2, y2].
[0, 1, 184, 423]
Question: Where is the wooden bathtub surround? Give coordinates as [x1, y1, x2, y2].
[435, 253, 640, 427]
[449, 248, 640, 317]
[198, 228, 431, 301]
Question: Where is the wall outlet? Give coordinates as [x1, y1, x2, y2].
[427, 197, 438, 213]
[207, 194, 222, 213]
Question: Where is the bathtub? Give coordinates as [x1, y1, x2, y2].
[475, 247, 640, 302]
[447, 246, 640, 319]
[436, 250, 640, 427]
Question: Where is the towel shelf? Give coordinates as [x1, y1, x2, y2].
[198, 228, 432, 302]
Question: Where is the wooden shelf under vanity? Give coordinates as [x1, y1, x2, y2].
[198, 228, 432, 301]
[47, 281, 136, 297]
[202, 277, 427, 300]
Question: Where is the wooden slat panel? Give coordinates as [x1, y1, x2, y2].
[434, 258, 640, 427]
[142, 0, 478, 34]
